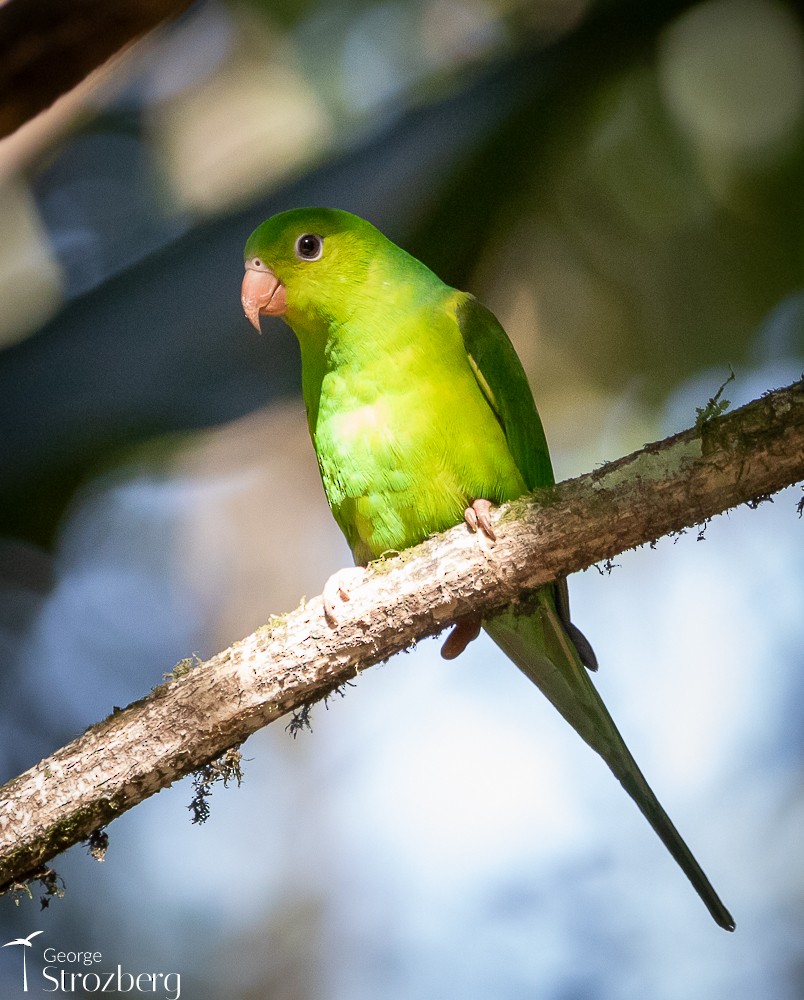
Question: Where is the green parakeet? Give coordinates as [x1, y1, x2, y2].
[242, 207, 734, 931]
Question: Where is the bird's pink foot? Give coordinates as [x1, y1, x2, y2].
[464, 498, 496, 542]
[442, 500, 498, 656]
[322, 566, 367, 625]
[441, 613, 482, 660]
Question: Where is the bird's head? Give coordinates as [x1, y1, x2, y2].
[242, 207, 384, 334]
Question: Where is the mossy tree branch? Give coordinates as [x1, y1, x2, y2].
[1, 379, 803, 893]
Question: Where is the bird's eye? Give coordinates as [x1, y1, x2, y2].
[294, 233, 324, 261]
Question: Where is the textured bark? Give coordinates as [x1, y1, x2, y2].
[0, 0, 194, 138]
[1, 379, 802, 892]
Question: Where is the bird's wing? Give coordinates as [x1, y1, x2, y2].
[454, 294, 554, 491]
[455, 293, 598, 671]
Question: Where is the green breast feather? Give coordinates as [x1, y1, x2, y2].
[312, 289, 530, 563]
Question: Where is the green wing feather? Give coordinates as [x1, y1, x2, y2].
[455, 293, 598, 670]
[455, 294, 554, 491]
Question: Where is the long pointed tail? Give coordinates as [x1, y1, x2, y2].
[485, 592, 735, 931]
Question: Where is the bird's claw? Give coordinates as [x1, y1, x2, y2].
[322, 566, 367, 625]
[441, 613, 482, 660]
[464, 498, 496, 542]
[441, 499, 497, 654]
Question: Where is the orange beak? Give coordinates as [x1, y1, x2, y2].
[241, 260, 287, 332]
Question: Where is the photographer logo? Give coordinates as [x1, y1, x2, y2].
[3, 931, 43, 991]
[3, 932, 181, 998]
